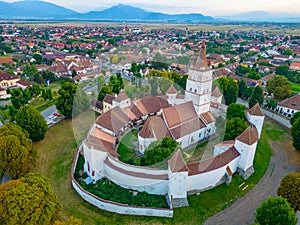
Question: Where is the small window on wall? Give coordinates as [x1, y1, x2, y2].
[190, 88, 192, 91]
[195, 89, 197, 93]
[92, 170, 95, 176]
[88, 162, 90, 172]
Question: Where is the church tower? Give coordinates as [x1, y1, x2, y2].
[185, 41, 213, 115]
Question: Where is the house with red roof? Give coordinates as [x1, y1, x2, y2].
[290, 62, 300, 71]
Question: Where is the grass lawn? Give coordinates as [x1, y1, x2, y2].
[32, 115, 284, 225]
[117, 129, 140, 165]
[291, 82, 300, 93]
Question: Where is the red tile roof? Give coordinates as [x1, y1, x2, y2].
[168, 149, 189, 173]
[135, 96, 169, 116]
[188, 147, 240, 175]
[0, 72, 18, 82]
[96, 107, 129, 134]
[248, 103, 264, 117]
[166, 85, 178, 95]
[236, 126, 258, 145]
[163, 101, 197, 128]
[211, 86, 223, 98]
[200, 111, 216, 124]
[139, 115, 171, 139]
[114, 91, 129, 103]
[103, 94, 115, 105]
[278, 94, 300, 111]
[0, 57, 14, 65]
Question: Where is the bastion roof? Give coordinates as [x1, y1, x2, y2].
[187, 147, 240, 176]
[248, 103, 264, 117]
[236, 126, 258, 146]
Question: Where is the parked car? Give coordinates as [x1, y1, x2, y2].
[53, 112, 61, 117]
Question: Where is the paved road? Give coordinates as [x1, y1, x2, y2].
[41, 105, 57, 125]
[204, 140, 300, 225]
[236, 98, 292, 128]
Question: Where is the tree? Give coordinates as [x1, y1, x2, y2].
[54, 217, 82, 225]
[56, 82, 76, 118]
[238, 80, 247, 98]
[291, 112, 300, 126]
[148, 76, 159, 96]
[109, 75, 122, 94]
[224, 118, 248, 140]
[141, 137, 178, 166]
[0, 173, 62, 225]
[265, 99, 277, 110]
[15, 105, 48, 141]
[276, 65, 289, 76]
[249, 85, 264, 108]
[291, 118, 300, 150]
[159, 78, 172, 95]
[32, 53, 42, 64]
[267, 75, 291, 99]
[97, 84, 113, 101]
[247, 71, 261, 80]
[217, 76, 229, 93]
[277, 172, 300, 211]
[96, 74, 106, 91]
[72, 85, 90, 117]
[0, 123, 33, 179]
[255, 196, 297, 225]
[283, 48, 294, 56]
[224, 79, 238, 105]
[0, 136, 29, 179]
[226, 103, 246, 120]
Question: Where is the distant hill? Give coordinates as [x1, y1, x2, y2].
[0, 0, 77, 19]
[76, 4, 213, 22]
[219, 10, 300, 22]
[220, 11, 273, 21]
[0, 2, 213, 21]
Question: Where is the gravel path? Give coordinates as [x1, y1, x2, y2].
[204, 140, 300, 225]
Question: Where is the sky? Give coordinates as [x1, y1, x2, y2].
[3, 0, 300, 16]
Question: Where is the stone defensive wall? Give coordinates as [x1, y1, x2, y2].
[71, 145, 173, 218]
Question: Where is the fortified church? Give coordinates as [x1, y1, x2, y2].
[80, 41, 265, 208]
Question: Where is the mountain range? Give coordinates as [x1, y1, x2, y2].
[0, 0, 299, 22]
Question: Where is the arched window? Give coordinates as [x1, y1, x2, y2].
[195, 89, 197, 93]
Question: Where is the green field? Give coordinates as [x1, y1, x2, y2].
[32, 114, 286, 224]
[291, 82, 300, 93]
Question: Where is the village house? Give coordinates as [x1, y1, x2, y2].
[290, 62, 300, 71]
[276, 94, 300, 117]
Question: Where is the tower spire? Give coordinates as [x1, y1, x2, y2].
[200, 40, 207, 66]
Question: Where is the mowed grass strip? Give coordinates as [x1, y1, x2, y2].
[33, 113, 284, 224]
[291, 82, 300, 93]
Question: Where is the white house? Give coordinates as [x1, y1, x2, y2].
[276, 94, 300, 117]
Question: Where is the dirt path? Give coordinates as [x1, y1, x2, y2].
[204, 140, 300, 225]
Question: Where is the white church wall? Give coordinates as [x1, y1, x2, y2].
[113, 99, 131, 109]
[187, 157, 239, 192]
[138, 135, 156, 154]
